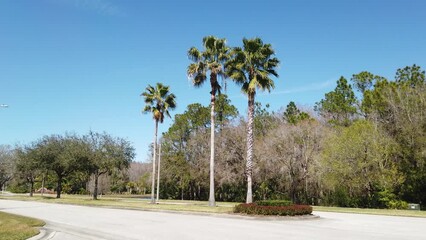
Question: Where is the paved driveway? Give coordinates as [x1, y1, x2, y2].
[1, 199, 425, 240]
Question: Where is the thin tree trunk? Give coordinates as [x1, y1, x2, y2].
[150, 120, 158, 204]
[246, 91, 255, 203]
[93, 171, 99, 200]
[29, 178, 34, 197]
[305, 177, 308, 204]
[156, 142, 161, 202]
[56, 176, 62, 199]
[181, 179, 184, 200]
[209, 73, 217, 207]
[41, 172, 46, 197]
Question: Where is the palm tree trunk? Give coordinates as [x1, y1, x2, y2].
[150, 120, 158, 204]
[246, 91, 255, 203]
[209, 74, 216, 207]
[156, 142, 161, 202]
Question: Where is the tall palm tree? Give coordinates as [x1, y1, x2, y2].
[226, 38, 279, 203]
[187, 36, 229, 207]
[141, 83, 176, 204]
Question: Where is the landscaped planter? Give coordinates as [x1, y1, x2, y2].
[234, 202, 312, 216]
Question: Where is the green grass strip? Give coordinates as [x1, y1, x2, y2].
[0, 194, 236, 214]
[0, 211, 45, 240]
[313, 206, 426, 218]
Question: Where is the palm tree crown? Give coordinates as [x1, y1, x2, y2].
[187, 36, 229, 93]
[142, 83, 177, 123]
[226, 38, 279, 95]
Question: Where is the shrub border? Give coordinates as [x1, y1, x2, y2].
[234, 203, 312, 216]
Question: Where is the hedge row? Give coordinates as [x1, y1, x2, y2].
[255, 200, 293, 206]
[234, 203, 312, 216]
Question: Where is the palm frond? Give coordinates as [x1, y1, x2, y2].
[193, 73, 207, 87]
[203, 35, 218, 50]
[241, 82, 250, 94]
[188, 47, 201, 62]
[187, 63, 200, 76]
[142, 105, 152, 113]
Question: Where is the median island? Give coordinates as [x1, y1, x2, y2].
[234, 200, 312, 216]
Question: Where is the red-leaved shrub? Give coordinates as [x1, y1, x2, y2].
[234, 203, 312, 216]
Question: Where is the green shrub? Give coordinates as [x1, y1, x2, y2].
[378, 190, 408, 209]
[234, 203, 312, 216]
[255, 200, 293, 207]
[8, 183, 28, 194]
[387, 200, 408, 210]
[332, 187, 356, 207]
[76, 188, 90, 195]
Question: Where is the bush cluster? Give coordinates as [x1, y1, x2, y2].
[378, 190, 409, 209]
[255, 200, 293, 206]
[386, 200, 408, 210]
[234, 203, 312, 216]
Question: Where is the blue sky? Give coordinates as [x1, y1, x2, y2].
[1, 0, 425, 161]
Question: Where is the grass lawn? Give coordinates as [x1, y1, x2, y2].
[0, 193, 237, 214]
[313, 206, 426, 218]
[0, 211, 45, 240]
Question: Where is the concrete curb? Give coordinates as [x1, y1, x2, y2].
[21, 201, 320, 223]
[27, 227, 56, 240]
[27, 228, 47, 240]
[228, 213, 321, 221]
[101, 205, 321, 221]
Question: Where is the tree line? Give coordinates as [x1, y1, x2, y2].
[0, 132, 135, 199]
[157, 63, 425, 209]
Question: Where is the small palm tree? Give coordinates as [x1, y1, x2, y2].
[187, 36, 229, 207]
[141, 83, 176, 204]
[226, 38, 280, 203]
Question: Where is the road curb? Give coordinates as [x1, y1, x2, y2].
[228, 213, 321, 221]
[27, 227, 56, 240]
[27, 228, 47, 240]
[10, 199, 320, 222]
[116, 206, 321, 221]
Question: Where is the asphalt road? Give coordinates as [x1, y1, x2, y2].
[0, 199, 425, 240]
